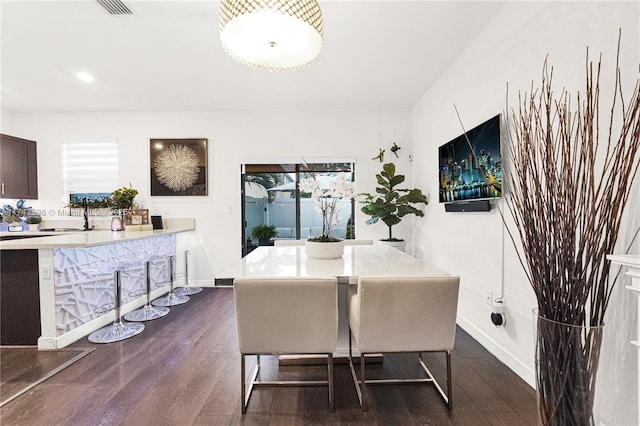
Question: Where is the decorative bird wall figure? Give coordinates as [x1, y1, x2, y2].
[390, 142, 401, 158]
[372, 148, 385, 162]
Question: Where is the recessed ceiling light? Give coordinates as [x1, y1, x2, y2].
[76, 72, 95, 82]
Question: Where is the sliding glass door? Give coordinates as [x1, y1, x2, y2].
[241, 162, 355, 256]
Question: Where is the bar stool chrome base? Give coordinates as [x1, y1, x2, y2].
[174, 250, 202, 296]
[88, 321, 144, 344]
[175, 285, 203, 296]
[89, 266, 145, 344]
[124, 304, 170, 322]
[124, 259, 171, 322]
[152, 292, 190, 307]
[151, 254, 190, 307]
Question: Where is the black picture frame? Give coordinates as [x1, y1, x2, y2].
[150, 138, 208, 196]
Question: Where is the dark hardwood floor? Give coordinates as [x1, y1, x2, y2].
[1, 346, 93, 406]
[0, 288, 537, 425]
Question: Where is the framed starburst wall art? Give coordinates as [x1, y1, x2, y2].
[150, 138, 208, 196]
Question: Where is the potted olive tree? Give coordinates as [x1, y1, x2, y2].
[251, 224, 278, 246]
[359, 162, 427, 252]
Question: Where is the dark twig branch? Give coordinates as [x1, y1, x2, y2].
[504, 31, 640, 426]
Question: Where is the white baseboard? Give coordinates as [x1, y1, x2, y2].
[187, 279, 216, 288]
[457, 314, 535, 388]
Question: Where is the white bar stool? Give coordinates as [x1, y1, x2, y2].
[175, 250, 202, 296]
[88, 264, 145, 343]
[124, 258, 170, 322]
[152, 255, 190, 307]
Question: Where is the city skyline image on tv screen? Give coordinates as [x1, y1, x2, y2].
[439, 114, 502, 203]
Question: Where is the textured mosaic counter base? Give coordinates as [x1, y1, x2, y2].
[53, 234, 176, 335]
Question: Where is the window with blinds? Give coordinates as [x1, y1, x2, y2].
[63, 142, 119, 193]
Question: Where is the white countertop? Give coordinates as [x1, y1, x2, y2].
[0, 219, 195, 250]
[217, 245, 450, 281]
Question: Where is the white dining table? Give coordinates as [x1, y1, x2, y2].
[217, 244, 450, 283]
[218, 244, 451, 360]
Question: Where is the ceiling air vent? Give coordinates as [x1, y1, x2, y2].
[96, 0, 133, 15]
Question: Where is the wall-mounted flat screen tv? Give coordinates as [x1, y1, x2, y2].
[438, 114, 502, 203]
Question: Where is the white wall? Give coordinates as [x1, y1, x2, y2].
[8, 108, 413, 282]
[1, 109, 14, 133]
[411, 1, 639, 425]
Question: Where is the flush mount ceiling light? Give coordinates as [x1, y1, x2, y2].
[76, 72, 95, 82]
[219, 0, 323, 71]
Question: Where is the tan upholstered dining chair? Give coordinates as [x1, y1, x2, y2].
[233, 276, 339, 413]
[347, 275, 460, 410]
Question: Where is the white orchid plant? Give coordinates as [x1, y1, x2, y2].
[298, 172, 356, 242]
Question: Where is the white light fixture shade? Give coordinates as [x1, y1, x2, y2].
[219, 0, 323, 71]
[76, 72, 95, 82]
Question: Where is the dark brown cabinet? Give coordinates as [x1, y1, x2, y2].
[0, 248, 41, 345]
[0, 133, 38, 199]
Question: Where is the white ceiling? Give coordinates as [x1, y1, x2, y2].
[1, 1, 505, 113]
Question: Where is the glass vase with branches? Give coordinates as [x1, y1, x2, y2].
[504, 33, 640, 426]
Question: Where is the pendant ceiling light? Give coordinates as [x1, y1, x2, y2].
[219, 0, 324, 71]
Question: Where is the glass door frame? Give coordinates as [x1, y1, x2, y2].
[240, 161, 355, 257]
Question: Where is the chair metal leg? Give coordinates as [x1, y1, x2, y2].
[241, 354, 262, 414]
[347, 328, 364, 408]
[241, 352, 333, 414]
[348, 347, 453, 411]
[446, 350, 452, 409]
[328, 353, 334, 412]
[241, 354, 246, 414]
[417, 351, 452, 409]
[360, 353, 366, 411]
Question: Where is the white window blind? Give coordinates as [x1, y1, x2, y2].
[63, 142, 119, 193]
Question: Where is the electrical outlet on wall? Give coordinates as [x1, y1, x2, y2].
[41, 264, 52, 279]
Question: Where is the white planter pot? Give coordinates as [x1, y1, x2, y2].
[305, 240, 345, 260]
[377, 239, 406, 252]
[28, 224, 39, 232]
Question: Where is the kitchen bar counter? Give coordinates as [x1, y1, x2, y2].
[0, 219, 195, 348]
[0, 218, 195, 249]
